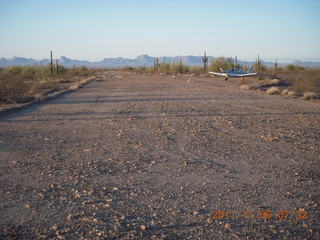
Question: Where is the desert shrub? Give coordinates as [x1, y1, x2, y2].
[122, 66, 135, 71]
[240, 85, 257, 90]
[0, 65, 95, 103]
[258, 79, 280, 88]
[158, 62, 171, 73]
[137, 65, 147, 73]
[286, 64, 296, 71]
[266, 86, 280, 95]
[188, 66, 202, 74]
[20, 66, 37, 79]
[253, 62, 267, 72]
[209, 56, 234, 72]
[285, 64, 305, 72]
[301, 92, 319, 100]
[35, 65, 52, 78]
[170, 62, 189, 73]
[0, 66, 23, 80]
[287, 91, 298, 98]
[282, 89, 290, 96]
[287, 70, 320, 93]
[0, 77, 31, 103]
[29, 79, 59, 95]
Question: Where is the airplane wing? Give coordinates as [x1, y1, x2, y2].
[208, 72, 227, 77]
[238, 73, 257, 77]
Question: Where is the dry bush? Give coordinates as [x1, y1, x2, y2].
[0, 77, 33, 103]
[29, 79, 59, 95]
[282, 89, 290, 96]
[240, 84, 257, 90]
[276, 69, 320, 94]
[258, 78, 280, 88]
[301, 92, 320, 100]
[287, 91, 298, 98]
[0, 65, 96, 104]
[266, 86, 280, 95]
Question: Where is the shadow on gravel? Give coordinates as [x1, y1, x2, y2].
[48, 97, 267, 105]
[2, 111, 320, 123]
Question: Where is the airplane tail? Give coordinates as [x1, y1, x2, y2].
[247, 66, 253, 73]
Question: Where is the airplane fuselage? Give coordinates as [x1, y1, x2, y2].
[209, 68, 257, 80]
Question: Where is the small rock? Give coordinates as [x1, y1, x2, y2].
[51, 225, 58, 231]
[140, 225, 146, 230]
[224, 223, 231, 230]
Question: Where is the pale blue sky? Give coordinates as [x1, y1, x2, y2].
[0, 0, 319, 61]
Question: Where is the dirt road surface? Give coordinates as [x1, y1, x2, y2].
[1, 72, 319, 239]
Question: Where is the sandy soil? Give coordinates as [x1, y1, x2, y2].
[0, 71, 319, 239]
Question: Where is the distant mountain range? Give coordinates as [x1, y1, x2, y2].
[1, 55, 320, 68]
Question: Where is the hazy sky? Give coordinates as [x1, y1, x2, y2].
[0, 0, 319, 61]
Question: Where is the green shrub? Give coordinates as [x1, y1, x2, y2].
[286, 64, 296, 71]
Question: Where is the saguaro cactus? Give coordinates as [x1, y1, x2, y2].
[202, 51, 208, 72]
[50, 51, 53, 75]
[56, 59, 59, 74]
[256, 54, 262, 72]
[179, 58, 183, 73]
[154, 58, 159, 72]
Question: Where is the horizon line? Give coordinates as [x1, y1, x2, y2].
[1, 55, 320, 63]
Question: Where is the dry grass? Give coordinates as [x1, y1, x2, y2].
[275, 69, 320, 94]
[237, 68, 320, 100]
[0, 66, 97, 104]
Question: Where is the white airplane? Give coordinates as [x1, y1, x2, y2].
[209, 66, 257, 81]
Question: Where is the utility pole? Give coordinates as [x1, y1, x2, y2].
[235, 56, 238, 68]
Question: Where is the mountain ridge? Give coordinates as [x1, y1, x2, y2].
[1, 55, 320, 68]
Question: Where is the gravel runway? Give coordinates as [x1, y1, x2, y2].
[0, 71, 319, 239]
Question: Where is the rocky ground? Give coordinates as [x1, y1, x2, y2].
[0, 71, 319, 239]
